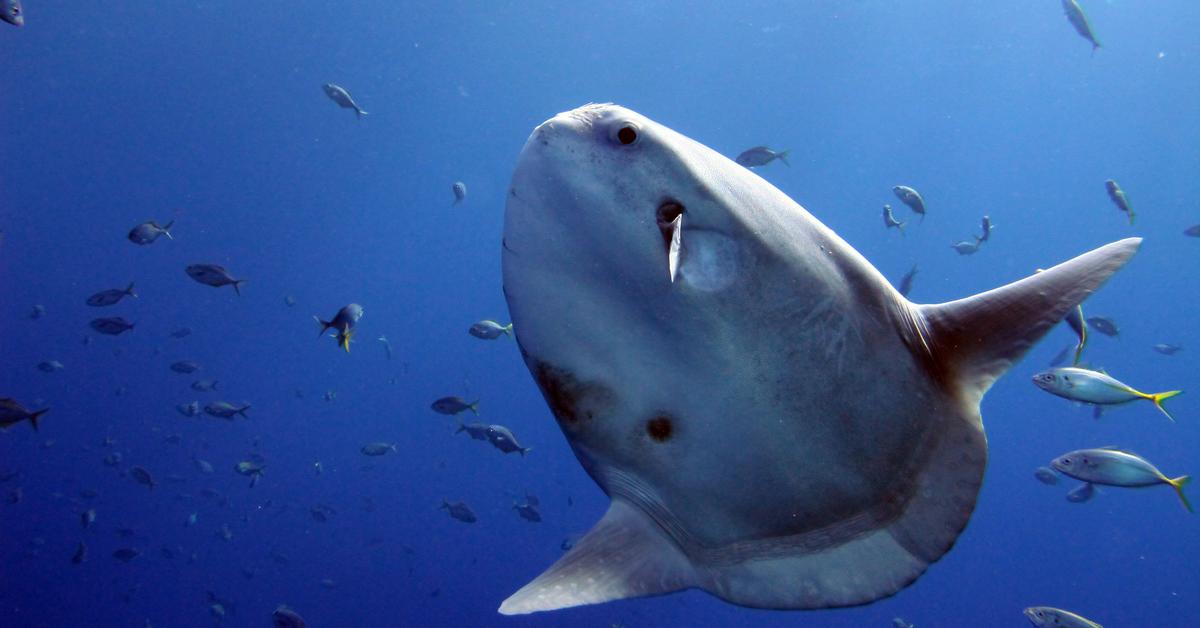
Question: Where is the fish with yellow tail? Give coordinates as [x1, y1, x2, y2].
[1051, 447, 1190, 513]
[315, 303, 363, 353]
[1032, 366, 1181, 421]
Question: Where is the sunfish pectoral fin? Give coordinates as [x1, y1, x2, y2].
[914, 238, 1140, 404]
[498, 500, 697, 615]
[667, 214, 682, 283]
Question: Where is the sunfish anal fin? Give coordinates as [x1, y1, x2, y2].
[499, 500, 697, 615]
[914, 238, 1140, 404]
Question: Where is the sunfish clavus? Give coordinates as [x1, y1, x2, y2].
[499, 103, 1140, 614]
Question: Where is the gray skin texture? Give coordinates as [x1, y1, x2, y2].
[499, 103, 1139, 614]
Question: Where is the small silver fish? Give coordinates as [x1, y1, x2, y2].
[28, 304, 45, 319]
[1024, 606, 1102, 627]
[186, 264, 245, 295]
[90, 317, 135, 335]
[897, 265, 917, 297]
[451, 181, 468, 205]
[882, 204, 905, 233]
[1032, 367, 1181, 421]
[86, 282, 137, 307]
[431, 396, 478, 416]
[1153, 344, 1182, 356]
[322, 83, 368, 118]
[0, 398, 48, 432]
[204, 401, 249, 419]
[892, 185, 926, 220]
[378, 336, 393, 360]
[273, 605, 308, 628]
[81, 508, 96, 529]
[130, 466, 156, 490]
[1185, 224, 1200, 238]
[193, 457, 214, 473]
[469, 320, 513, 339]
[72, 541, 88, 564]
[191, 379, 219, 392]
[127, 220, 174, 245]
[951, 239, 982, 255]
[2, 0, 24, 27]
[112, 547, 140, 563]
[1033, 466, 1059, 485]
[979, 215, 993, 242]
[1104, 180, 1133, 225]
[486, 424, 532, 456]
[170, 360, 200, 374]
[1052, 447, 1190, 511]
[37, 360, 64, 373]
[315, 303, 363, 353]
[176, 401, 200, 417]
[360, 442, 397, 456]
[514, 500, 542, 522]
[1085, 316, 1118, 337]
[1061, 0, 1101, 53]
[734, 146, 789, 169]
[440, 499, 477, 523]
[1065, 482, 1095, 503]
[456, 422, 490, 441]
[186, 512, 198, 527]
[235, 461, 265, 487]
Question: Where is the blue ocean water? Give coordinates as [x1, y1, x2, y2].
[2, 1, 1198, 626]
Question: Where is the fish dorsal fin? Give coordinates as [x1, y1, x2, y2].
[499, 500, 697, 615]
[914, 238, 1140, 403]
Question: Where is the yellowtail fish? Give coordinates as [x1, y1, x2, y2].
[1032, 366, 1181, 421]
[1051, 447, 1190, 512]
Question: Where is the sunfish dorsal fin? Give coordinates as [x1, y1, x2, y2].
[915, 238, 1140, 404]
[499, 500, 697, 615]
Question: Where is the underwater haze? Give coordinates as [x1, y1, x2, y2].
[2, 1, 1199, 626]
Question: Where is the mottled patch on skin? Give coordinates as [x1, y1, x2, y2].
[530, 360, 616, 430]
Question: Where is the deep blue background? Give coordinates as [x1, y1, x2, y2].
[2, 2, 1198, 626]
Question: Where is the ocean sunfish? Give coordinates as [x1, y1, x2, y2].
[498, 103, 1140, 614]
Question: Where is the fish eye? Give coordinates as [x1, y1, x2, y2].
[1061, 458, 1072, 465]
[657, 200, 685, 225]
[611, 123, 640, 146]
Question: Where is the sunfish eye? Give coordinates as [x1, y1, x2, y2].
[612, 123, 640, 146]
[657, 200, 684, 226]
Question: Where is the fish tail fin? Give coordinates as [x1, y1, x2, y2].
[455, 423, 465, 434]
[232, 280, 245, 296]
[126, 282, 138, 298]
[897, 220, 906, 235]
[28, 408, 49, 432]
[356, 108, 368, 119]
[440, 500, 449, 510]
[161, 220, 175, 239]
[1168, 475, 1192, 513]
[1149, 390, 1183, 422]
[237, 405, 250, 418]
[503, 323, 514, 336]
[521, 447, 532, 457]
[776, 150, 790, 166]
[914, 238, 1140, 404]
[314, 317, 332, 337]
[469, 401, 480, 415]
